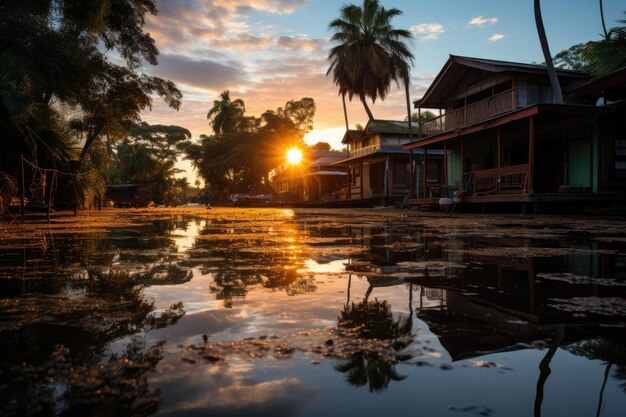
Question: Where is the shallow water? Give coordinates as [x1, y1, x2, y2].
[1, 208, 626, 417]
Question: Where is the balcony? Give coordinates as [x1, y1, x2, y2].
[420, 88, 517, 136]
[462, 164, 529, 197]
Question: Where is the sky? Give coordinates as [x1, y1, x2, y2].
[137, 0, 624, 182]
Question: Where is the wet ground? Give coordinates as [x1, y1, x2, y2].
[1, 207, 626, 417]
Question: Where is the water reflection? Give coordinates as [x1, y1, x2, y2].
[1, 209, 626, 416]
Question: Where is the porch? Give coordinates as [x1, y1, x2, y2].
[407, 104, 626, 208]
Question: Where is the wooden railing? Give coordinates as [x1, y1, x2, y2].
[349, 144, 380, 158]
[420, 88, 517, 136]
[462, 164, 529, 197]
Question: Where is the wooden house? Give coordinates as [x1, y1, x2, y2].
[404, 55, 626, 210]
[334, 120, 442, 202]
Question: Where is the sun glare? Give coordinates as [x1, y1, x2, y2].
[286, 148, 303, 164]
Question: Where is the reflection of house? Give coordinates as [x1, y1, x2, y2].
[333, 120, 443, 201]
[272, 151, 348, 203]
[405, 55, 626, 209]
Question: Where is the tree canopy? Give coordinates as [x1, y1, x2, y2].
[186, 95, 316, 199]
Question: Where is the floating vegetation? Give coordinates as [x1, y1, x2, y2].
[548, 297, 626, 316]
[537, 273, 626, 286]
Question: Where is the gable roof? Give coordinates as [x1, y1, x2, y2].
[341, 120, 417, 144]
[364, 119, 416, 135]
[414, 55, 588, 108]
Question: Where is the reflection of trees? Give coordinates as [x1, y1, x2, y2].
[567, 338, 626, 415]
[0, 270, 185, 416]
[334, 299, 412, 392]
[209, 268, 318, 308]
[335, 351, 407, 393]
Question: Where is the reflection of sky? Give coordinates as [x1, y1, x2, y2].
[152, 355, 318, 417]
[172, 220, 206, 253]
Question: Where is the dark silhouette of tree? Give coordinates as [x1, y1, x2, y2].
[207, 90, 246, 135]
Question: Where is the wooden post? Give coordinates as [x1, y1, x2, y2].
[497, 127, 501, 169]
[347, 166, 351, 199]
[409, 149, 414, 199]
[360, 161, 364, 200]
[461, 138, 465, 176]
[423, 149, 428, 199]
[383, 156, 389, 199]
[443, 143, 448, 186]
[529, 116, 535, 194]
[464, 97, 467, 125]
[20, 154, 25, 223]
[439, 108, 443, 132]
[417, 108, 421, 138]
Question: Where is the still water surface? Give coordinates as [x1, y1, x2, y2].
[1, 208, 625, 417]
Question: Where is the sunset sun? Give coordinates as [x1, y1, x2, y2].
[286, 148, 303, 164]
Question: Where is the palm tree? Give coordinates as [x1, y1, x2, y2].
[534, 0, 564, 104]
[206, 90, 246, 135]
[583, 12, 626, 76]
[327, 0, 414, 123]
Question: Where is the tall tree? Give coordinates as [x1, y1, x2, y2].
[534, 0, 564, 104]
[207, 90, 246, 134]
[327, 0, 414, 122]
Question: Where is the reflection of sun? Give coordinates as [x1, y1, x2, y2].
[286, 148, 303, 164]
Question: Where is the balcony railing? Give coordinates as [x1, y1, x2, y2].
[420, 88, 517, 136]
[348, 144, 381, 158]
[462, 164, 529, 197]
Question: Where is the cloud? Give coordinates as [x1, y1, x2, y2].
[211, 0, 310, 14]
[211, 34, 274, 51]
[151, 53, 247, 90]
[467, 16, 498, 28]
[409, 23, 445, 42]
[276, 36, 326, 52]
[488, 33, 505, 42]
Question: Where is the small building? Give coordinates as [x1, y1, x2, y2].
[333, 120, 441, 202]
[272, 150, 348, 203]
[404, 55, 626, 210]
[106, 184, 150, 207]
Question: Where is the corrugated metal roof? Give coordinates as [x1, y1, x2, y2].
[365, 119, 417, 134]
[309, 155, 348, 167]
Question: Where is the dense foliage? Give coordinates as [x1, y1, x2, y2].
[0, 0, 181, 209]
[184, 92, 316, 200]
